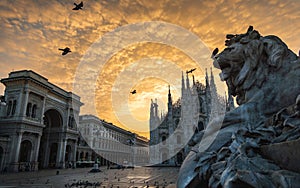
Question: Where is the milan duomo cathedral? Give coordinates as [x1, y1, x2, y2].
[149, 68, 234, 166]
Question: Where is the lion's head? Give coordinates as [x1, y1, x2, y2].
[213, 27, 299, 106]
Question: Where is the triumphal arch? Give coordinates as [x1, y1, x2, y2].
[0, 70, 83, 172]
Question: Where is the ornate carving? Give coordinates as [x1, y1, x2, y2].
[177, 27, 300, 188]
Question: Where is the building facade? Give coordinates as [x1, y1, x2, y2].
[149, 69, 234, 166]
[0, 70, 83, 172]
[77, 115, 149, 166]
[0, 70, 150, 172]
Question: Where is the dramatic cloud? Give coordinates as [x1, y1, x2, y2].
[1, 0, 300, 137]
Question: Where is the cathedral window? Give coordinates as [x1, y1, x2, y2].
[199, 98, 204, 113]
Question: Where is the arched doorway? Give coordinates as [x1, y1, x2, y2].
[19, 140, 32, 171]
[19, 140, 32, 162]
[80, 152, 84, 161]
[38, 109, 63, 169]
[85, 152, 89, 161]
[49, 143, 58, 168]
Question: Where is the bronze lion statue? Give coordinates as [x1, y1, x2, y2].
[177, 27, 300, 188]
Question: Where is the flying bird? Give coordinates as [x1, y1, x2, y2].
[130, 90, 136, 94]
[58, 47, 71, 55]
[211, 48, 219, 58]
[73, 1, 83, 10]
[247, 25, 253, 33]
[186, 68, 196, 74]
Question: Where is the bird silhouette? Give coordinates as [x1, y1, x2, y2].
[211, 48, 219, 58]
[186, 68, 196, 74]
[59, 47, 71, 55]
[130, 90, 136, 94]
[73, 1, 83, 10]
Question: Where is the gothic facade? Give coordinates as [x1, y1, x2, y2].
[149, 69, 234, 166]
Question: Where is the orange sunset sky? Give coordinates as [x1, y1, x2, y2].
[1, 0, 300, 138]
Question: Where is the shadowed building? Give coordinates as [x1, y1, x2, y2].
[0, 70, 83, 172]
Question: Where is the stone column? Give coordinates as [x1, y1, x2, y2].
[33, 134, 41, 171]
[73, 141, 77, 168]
[40, 97, 46, 124]
[56, 138, 67, 168]
[66, 107, 70, 128]
[9, 131, 23, 172]
[22, 90, 29, 117]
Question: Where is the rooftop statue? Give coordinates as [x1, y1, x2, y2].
[177, 26, 300, 188]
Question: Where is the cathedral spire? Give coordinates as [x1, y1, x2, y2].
[205, 68, 209, 88]
[167, 85, 174, 134]
[150, 99, 154, 117]
[192, 75, 195, 86]
[186, 73, 190, 89]
[154, 98, 158, 118]
[210, 67, 217, 95]
[181, 71, 185, 91]
[168, 85, 172, 105]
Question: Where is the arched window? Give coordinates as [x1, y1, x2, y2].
[177, 135, 181, 144]
[6, 101, 12, 116]
[11, 100, 17, 115]
[26, 103, 32, 117]
[199, 98, 204, 113]
[70, 117, 75, 128]
[68, 116, 72, 128]
[31, 104, 37, 118]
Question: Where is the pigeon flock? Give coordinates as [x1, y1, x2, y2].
[58, 2, 83, 56]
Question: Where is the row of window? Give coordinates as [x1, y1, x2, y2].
[26, 103, 37, 118]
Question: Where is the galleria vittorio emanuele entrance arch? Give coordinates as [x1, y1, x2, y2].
[38, 109, 63, 168]
[0, 70, 83, 172]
